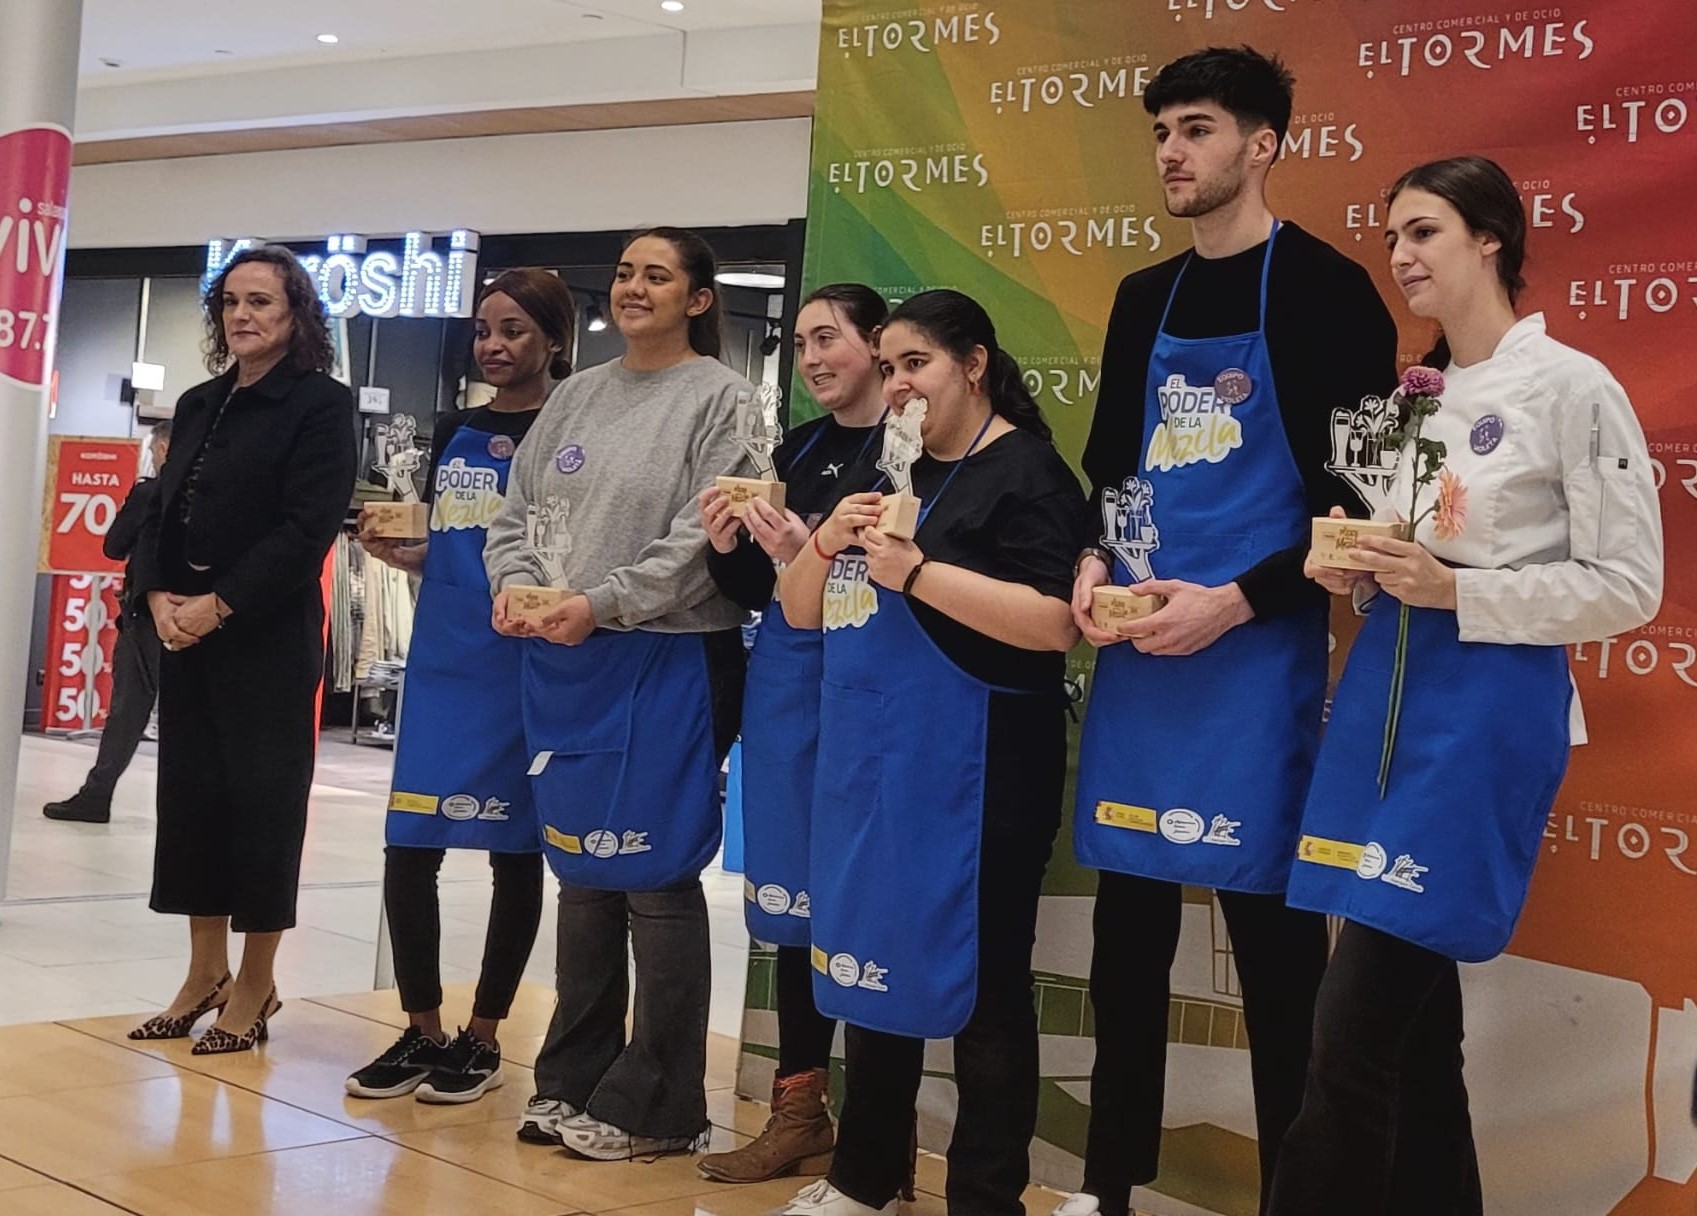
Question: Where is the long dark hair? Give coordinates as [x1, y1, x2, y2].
[203, 245, 335, 375]
[883, 290, 1052, 442]
[476, 268, 578, 379]
[623, 226, 724, 358]
[1388, 155, 1528, 366]
[801, 282, 889, 341]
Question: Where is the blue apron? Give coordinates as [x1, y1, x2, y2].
[387, 422, 538, 853]
[740, 421, 884, 945]
[809, 418, 1013, 1039]
[523, 629, 722, 891]
[1074, 222, 1328, 894]
[1286, 595, 1571, 962]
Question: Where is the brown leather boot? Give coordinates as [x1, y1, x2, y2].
[699, 1067, 835, 1183]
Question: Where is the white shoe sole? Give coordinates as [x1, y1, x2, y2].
[562, 1135, 696, 1161]
[416, 1067, 504, 1105]
[344, 1072, 430, 1100]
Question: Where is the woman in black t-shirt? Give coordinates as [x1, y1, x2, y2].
[696, 284, 889, 1186]
[777, 290, 1091, 1216]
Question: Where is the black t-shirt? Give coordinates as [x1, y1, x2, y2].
[423, 405, 543, 504]
[907, 425, 1092, 692]
[1082, 222, 1398, 619]
[707, 413, 885, 610]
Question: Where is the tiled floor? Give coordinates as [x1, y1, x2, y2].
[0, 734, 752, 1036]
[0, 733, 1066, 1213]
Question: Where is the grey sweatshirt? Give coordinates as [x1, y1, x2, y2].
[483, 356, 755, 633]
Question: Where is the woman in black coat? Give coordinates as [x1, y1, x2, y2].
[127, 245, 357, 1054]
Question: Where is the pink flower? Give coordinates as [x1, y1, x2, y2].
[1400, 365, 1446, 399]
[1432, 468, 1468, 540]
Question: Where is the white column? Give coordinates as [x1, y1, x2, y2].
[0, 0, 85, 903]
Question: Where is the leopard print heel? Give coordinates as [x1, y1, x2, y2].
[128, 972, 233, 1041]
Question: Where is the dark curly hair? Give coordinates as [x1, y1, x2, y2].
[203, 245, 336, 375]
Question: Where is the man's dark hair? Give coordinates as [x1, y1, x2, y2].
[1143, 45, 1296, 148]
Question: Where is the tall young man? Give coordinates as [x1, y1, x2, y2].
[1060, 47, 1398, 1216]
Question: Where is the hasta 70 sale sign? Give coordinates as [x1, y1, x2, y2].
[38, 437, 141, 576]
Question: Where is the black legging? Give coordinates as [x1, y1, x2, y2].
[776, 943, 838, 1076]
[384, 846, 544, 1020]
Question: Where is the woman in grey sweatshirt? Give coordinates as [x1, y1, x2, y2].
[484, 227, 754, 1160]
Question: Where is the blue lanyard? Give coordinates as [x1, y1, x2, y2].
[876, 409, 996, 525]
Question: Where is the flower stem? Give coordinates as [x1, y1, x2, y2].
[1378, 602, 1410, 798]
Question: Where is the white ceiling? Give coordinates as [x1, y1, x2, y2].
[79, 0, 822, 84]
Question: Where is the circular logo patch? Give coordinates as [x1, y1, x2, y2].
[1470, 414, 1505, 455]
[487, 434, 516, 460]
[829, 953, 861, 988]
[583, 829, 620, 859]
[1159, 808, 1206, 845]
[1356, 842, 1388, 881]
[755, 884, 792, 916]
[554, 443, 586, 474]
[440, 794, 480, 821]
[1213, 368, 1253, 406]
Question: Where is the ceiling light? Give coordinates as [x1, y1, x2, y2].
[316, 33, 340, 44]
[586, 304, 608, 333]
[661, 1, 685, 11]
[715, 271, 786, 290]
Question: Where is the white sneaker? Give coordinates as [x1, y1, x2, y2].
[1051, 1195, 1102, 1216]
[517, 1097, 579, 1145]
[557, 1111, 702, 1161]
[777, 1179, 898, 1215]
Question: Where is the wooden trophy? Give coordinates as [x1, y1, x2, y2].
[717, 383, 788, 518]
[506, 494, 574, 626]
[367, 415, 429, 539]
[1309, 517, 1406, 570]
[872, 396, 927, 541]
[1092, 473, 1166, 626]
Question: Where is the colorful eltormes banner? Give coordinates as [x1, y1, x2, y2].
[735, 2, 1697, 1213]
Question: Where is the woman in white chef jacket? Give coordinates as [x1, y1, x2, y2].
[1268, 155, 1664, 1216]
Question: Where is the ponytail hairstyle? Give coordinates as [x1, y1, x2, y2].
[1387, 155, 1528, 368]
[623, 226, 724, 358]
[882, 289, 1052, 442]
[801, 282, 889, 344]
[476, 268, 577, 379]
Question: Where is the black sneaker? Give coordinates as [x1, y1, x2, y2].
[416, 1029, 504, 1105]
[43, 792, 111, 823]
[345, 1026, 452, 1099]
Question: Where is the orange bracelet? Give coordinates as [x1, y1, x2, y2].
[812, 531, 836, 562]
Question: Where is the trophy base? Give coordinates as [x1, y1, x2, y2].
[1092, 585, 1165, 631]
[873, 491, 922, 541]
[1310, 517, 1406, 570]
[367, 501, 429, 539]
[506, 585, 570, 627]
[716, 475, 787, 518]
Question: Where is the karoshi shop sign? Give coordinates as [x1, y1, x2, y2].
[38, 437, 140, 575]
[203, 230, 482, 320]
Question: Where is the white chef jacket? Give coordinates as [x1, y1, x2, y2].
[1367, 313, 1665, 744]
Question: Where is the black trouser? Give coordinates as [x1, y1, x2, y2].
[383, 845, 544, 1020]
[529, 627, 746, 1139]
[79, 618, 159, 803]
[829, 695, 1064, 1215]
[1267, 921, 1481, 1216]
[776, 943, 837, 1076]
[1082, 873, 1329, 1216]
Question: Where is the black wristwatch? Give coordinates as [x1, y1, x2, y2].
[1073, 546, 1112, 577]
